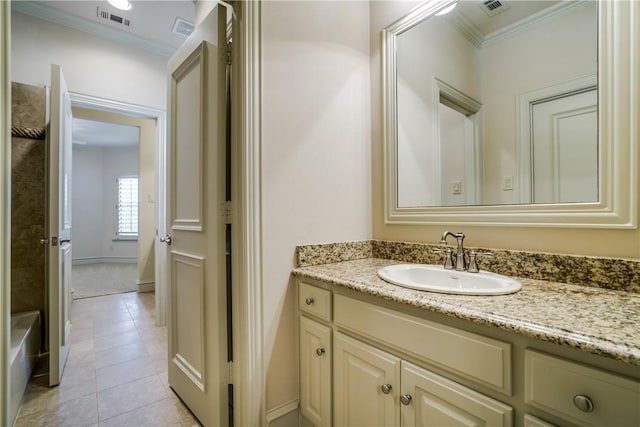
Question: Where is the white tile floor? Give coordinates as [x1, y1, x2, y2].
[14, 292, 202, 427]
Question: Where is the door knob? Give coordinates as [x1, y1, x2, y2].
[305, 297, 315, 305]
[315, 348, 325, 356]
[381, 384, 392, 394]
[400, 394, 412, 405]
[160, 235, 172, 245]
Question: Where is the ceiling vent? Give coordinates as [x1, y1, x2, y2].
[479, 0, 511, 17]
[172, 17, 195, 37]
[97, 7, 131, 27]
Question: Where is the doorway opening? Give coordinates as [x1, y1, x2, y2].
[69, 94, 167, 327]
[434, 78, 483, 206]
[71, 115, 140, 299]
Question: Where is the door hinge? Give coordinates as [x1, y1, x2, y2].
[222, 200, 232, 224]
[226, 41, 232, 66]
[228, 360, 233, 384]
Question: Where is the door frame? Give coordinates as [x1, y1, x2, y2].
[232, 1, 265, 425]
[0, 2, 11, 426]
[69, 93, 168, 326]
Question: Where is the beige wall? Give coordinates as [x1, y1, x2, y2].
[73, 108, 156, 286]
[11, 11, 167, 110]
[261, 0, 372, 414]
[370, 1, 640, 260]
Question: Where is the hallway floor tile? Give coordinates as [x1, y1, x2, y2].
[14, 292, 201, 427]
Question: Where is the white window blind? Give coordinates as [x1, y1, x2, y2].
[117, 176, 138, 237]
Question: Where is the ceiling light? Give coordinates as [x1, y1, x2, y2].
[435, 2, 457, 16]
[108, 0, 132, 11]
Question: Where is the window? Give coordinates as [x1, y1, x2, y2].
[116, 176, 138, 238]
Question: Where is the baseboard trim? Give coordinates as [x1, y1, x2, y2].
[266, 399, 299, 425]
[72, 257, 137, 265]
[136, 281, 155, 293]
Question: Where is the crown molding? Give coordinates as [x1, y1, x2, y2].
[448, 1, 590, 49]
[12, 1, 175, 57]
[482, 1, 589, 47]
[446, 12, 484, 48]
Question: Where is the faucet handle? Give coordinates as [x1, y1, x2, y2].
[433, 247, 454, 270]
[467, 251, 494, 273]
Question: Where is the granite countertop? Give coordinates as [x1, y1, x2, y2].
[292, 258, 640, 366]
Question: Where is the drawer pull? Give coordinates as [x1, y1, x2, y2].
[305, 297, 315, 305]
[315, 347, 325, 356]
[400, 394, 412, 405]
[381, 384, 392, 394]
[573, 395, 594, 413]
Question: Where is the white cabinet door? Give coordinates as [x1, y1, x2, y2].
[401, 361, 512, 427]
[300, 316, 332, 426]
[334, 332, 400, 427]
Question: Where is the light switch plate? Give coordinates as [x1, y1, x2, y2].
[452, 181, 462, 195]
[503, 176, 513, 191]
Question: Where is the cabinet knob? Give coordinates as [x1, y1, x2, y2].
[315, 347, 325, 356]
[573, 395, 594, 413]
[400, 394, 412, 405]
[305, 297, 315, 305]
[381, 384, 392, 394]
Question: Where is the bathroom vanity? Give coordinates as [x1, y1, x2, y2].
[293, 257, 640, 427]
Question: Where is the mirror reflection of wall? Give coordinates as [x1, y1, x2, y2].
[395, 0, 597, 208]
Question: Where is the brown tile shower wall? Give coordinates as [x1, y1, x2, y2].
[11, 82, 46, 315]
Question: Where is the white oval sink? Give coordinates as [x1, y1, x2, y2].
[377, 264, 521, 295]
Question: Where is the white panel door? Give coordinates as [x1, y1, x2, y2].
[165, 6, 228, 426]
[401, 361, 512, 427]
[334, 332, 400, 427]
[532, 89, 598, 203]
[47, 64, 73, 386]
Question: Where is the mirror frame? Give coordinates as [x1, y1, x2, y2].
[383, 0, 638, 228]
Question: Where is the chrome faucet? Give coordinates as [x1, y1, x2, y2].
[439, 231, 466, 271]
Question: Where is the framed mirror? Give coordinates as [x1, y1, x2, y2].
[383, 0, 637, 227]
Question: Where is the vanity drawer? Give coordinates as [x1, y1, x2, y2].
[333, 294, 511, 394]
[523, 414, 556, 427]
[299, 282, 332, 321]
[524, 350, 640, 426]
